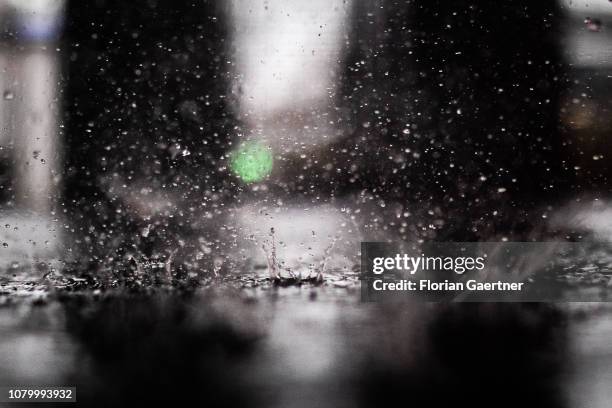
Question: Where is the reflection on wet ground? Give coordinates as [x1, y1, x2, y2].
[566, 309, 612, 408]
[0, 278, 611, 408]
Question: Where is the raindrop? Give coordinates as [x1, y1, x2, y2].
[3, 90, 14, 100]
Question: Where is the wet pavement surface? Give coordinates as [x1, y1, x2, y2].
[0, 267, 610, 408]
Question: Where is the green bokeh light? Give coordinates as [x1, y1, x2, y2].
[230, 141, 273, 183]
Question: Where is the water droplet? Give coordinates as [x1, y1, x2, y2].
[2, 242, 7, 248]
[3, 90, 14, 100]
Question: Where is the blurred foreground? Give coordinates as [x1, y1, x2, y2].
[0, 276, 611, 408]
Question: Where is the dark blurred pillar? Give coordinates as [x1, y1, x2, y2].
[359, 304, 568, 408]
[340, 0, 567, 239]
[62, 0, 235, 262]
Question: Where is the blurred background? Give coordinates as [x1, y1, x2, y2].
[0, 1, 612, 407]
[0, 0, 612, 269]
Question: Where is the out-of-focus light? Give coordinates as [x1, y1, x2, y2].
[560, 0, 612, 67]
[230, 0, 349, 118]
[4, 0, 65, 41]
[230, 141, 273, 183]
[228, 0, 351, 153]
[560, 0, 612, 14]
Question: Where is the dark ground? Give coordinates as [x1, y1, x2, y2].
[0, 265, 611, 408]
